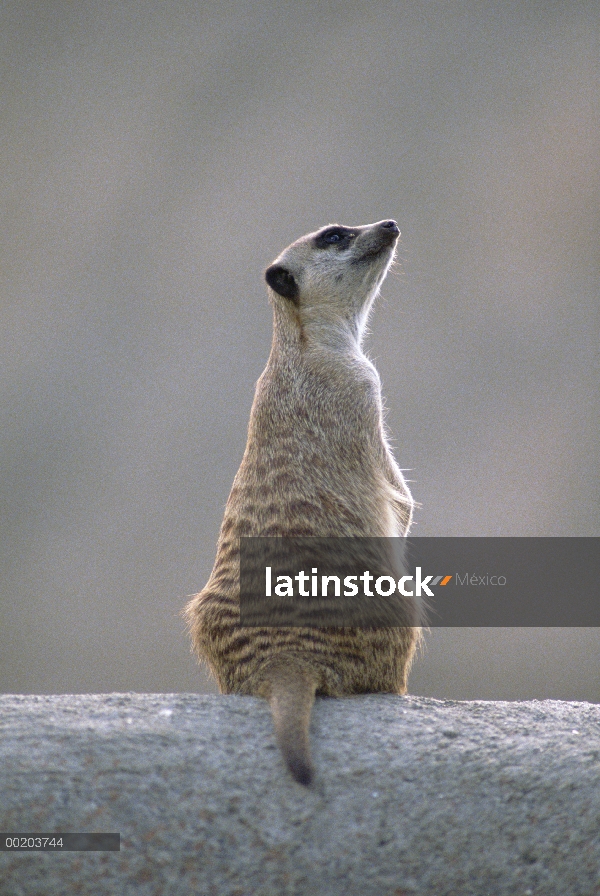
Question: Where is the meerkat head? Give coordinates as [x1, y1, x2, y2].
[265, 220, 400, 345]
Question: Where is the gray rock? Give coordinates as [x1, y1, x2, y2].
[1, 693, 599, 895]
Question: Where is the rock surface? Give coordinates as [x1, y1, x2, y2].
[1, 693, 599, 895]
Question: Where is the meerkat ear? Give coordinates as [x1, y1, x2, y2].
[265, 264, 299, 304]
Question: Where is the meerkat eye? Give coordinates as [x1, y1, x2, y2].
[315, 227, 355, 249]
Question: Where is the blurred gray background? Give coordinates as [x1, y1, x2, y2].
[1, 1, 599, 700]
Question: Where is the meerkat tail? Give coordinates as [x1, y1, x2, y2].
[261, 657, 318, 786]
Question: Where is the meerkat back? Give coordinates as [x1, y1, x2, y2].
[184, 220, 421, 785]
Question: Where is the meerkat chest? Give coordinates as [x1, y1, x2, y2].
[258, 353, 383, 449]
[233, 354, 393, 533]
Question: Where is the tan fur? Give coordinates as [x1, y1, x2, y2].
[184, 220, 421, 785]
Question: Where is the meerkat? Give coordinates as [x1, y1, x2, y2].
[185, 219, 421, 785]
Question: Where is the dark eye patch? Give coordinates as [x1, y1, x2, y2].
[315, 227, 355, 249]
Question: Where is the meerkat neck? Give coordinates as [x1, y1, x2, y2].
[271, 305, 370, 359]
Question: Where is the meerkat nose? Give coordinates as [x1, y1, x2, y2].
[380, 220, 400, 235]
